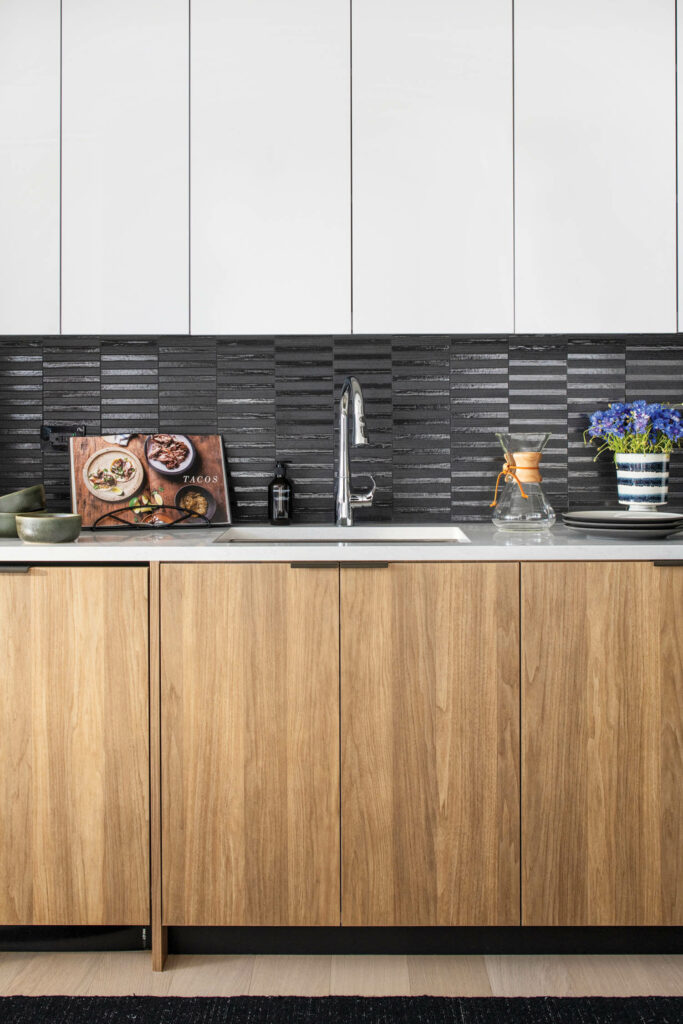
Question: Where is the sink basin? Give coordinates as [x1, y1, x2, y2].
[214, 524, 470, 544]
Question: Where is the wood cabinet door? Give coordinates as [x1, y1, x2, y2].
[341, 562, 520, 926]
[161, 563, 340, 925]
[0, 566, 149, 926]
[522, 562, 683, 925]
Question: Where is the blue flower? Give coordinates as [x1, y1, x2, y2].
[584, 399, 683, 456]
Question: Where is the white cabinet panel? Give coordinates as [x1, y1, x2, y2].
[191, 0, 350, 335]
[515, 0, 676, 334]
[679, 0, 683, 332]
[352, 0, 513, 335]
[62, 0, 188, 334]
[0, 0, 59, 334]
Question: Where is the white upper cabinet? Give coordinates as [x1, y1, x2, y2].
[679, 0, 683, 332]
[191, 0, 350, 335]
[352, 0, 514, 335]
[62, 0, 189, 334]
[515, 0, 676, 335]
[0, 0, 60, 335]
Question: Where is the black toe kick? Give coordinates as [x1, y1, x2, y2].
[167, 926, 683, 956]
[0, 926, 149, 952]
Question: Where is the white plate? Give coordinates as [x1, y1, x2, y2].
[563, 509, 683, 526]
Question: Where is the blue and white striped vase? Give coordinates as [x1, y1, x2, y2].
[614, 453, 670, 511]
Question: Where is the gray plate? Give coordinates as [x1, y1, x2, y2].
[563, 509, 683, 526]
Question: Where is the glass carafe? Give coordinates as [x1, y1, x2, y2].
[491, 432, 556, 531]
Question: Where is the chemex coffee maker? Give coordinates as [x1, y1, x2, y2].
[490, 432, 556, 531]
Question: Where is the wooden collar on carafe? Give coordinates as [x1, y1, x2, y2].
[506, 450, 543, 484]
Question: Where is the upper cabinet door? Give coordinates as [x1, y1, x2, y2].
[0, 0, 59, 335]
[62, 0, 189, 334]
[352, 0, 514, 335]
[191, 0, 350, 335]
[679, 0, 683, 331]
[515, 0, 676, 334]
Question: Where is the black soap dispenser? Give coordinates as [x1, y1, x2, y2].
[268, 461, 292, 524]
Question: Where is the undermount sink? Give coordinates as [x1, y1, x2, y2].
[214, 524, 470, 544]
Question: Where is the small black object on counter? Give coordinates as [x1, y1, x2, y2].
[268, 462, 292, 524]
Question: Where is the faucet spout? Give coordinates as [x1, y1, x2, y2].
[336, 377, 376, 526]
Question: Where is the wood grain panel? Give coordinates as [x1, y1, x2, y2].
[522, 561, 683, 925]
[341, 562, 520, 926]
[149, 562, 167, 971]
[0, 566, 149, 925]
[161, 563, 340, 926]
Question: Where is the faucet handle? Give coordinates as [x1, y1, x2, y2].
[351, 474, 376, 507]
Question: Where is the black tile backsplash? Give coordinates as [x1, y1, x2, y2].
[1, 334, 682, 522]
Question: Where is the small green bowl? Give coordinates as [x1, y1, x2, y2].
[0, 508, 47, 538]
[0, 484, 46, 513]
[16, 512, 82, 544]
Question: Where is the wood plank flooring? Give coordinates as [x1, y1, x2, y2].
[0, 953, 682, 997]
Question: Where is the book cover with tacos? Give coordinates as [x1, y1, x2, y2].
[69, 433, 231, 528]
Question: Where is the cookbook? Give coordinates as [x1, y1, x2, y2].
[69, 433, 231, 528]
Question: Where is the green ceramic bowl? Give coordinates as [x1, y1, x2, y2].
[0, 484, 46, 513]
[16, 512, 82, 544]
[0, 508, 47, 538]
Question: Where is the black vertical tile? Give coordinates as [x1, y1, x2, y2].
[0, 340, 43, 495]
[450, 340, 509, 520]
[275, 337, 334, 522]
[159, 339, 217, 435]
[217, 337, 275, 521]
[41, 339, 101, 508]
[101, 339, 159, 435]
[2, 333, 683, 521]
[567, 339, 626, 509]
[392, 336, 450, 520]
[509, 340, 568, 511]
[334, 337, 392, 521]
[626, 336, 683, 507]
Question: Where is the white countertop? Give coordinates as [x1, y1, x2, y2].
[1, 522, 683, 562]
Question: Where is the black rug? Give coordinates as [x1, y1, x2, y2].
[0, 997, 681, 1023]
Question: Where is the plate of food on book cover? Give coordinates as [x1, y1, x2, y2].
[144, 433, 196, 476]
[82, 447, 144, 501]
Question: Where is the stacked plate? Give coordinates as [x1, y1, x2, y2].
[562, 509, 683, 540]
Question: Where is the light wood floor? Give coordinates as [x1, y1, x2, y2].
[0, 953, 682, 997]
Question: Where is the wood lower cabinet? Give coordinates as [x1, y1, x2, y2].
[340, 562, 520, 926]
[522, 562, 683, 926]
[160, 563, 340, 926]
[0, 566, 149, 926]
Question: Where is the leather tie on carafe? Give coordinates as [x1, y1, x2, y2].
[489, 451, 542, 508]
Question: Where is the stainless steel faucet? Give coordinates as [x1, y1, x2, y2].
[336, 376, 376, 526]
